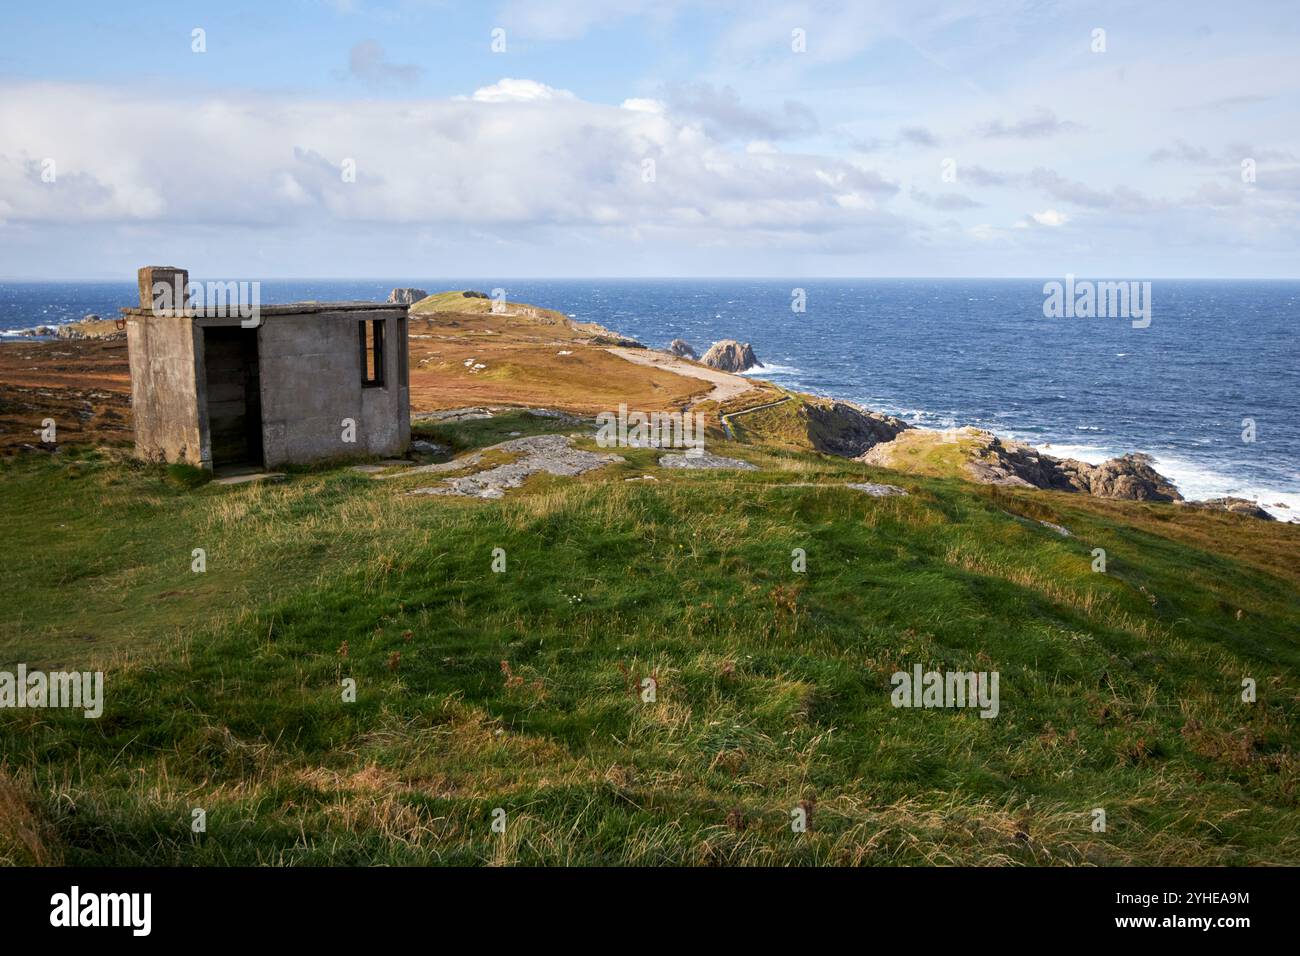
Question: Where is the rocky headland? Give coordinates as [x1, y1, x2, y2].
[701, 339, 762, 372]
[856, 426, 1214, 506]
[14, 315, 123, 341]
[387, 287, 429, 305]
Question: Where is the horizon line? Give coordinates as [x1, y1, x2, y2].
[5, 275, 1300, 283]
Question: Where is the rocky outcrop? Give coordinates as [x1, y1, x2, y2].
[1059, 453, 1181, 501]
[667, 339, 697, 359]
[54, 318, 124, 341]
[16, 313, 109, 336]
[805, 399, 910, 458]
[952, 432, 1180, 500]
[462, 290, 489, 299]
[701, 340, 761, 372]
[387, 288, 428, 305]
[1181, 497, 1275, 520]
[862, 428, 1182, 502]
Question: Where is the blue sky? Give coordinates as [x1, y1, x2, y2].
[1, 0, 1298, 277]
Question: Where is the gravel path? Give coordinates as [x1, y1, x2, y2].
[605, 347, 755, 406]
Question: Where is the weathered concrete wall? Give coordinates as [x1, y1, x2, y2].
[251, 308, 409, 467]
[128, 303, 410, 470]
[126, 313, 204, 465]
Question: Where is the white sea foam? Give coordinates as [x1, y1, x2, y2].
[1, 327, 57, 339]
[1029, 440, 1300, 521]
[1142, 454, 1300, 521]
[1032, 441, 1116, 464]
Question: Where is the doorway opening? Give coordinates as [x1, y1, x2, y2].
[203, 326, 263, 469]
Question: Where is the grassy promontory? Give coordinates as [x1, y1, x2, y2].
[2, 408, 1297, 865]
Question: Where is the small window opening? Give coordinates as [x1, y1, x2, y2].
[397, 317, 409, 387]
[360, 319, 385, 388]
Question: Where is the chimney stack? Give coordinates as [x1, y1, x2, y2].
[137, 266, 189, 314]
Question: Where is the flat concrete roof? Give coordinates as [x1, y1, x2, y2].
[120, 302, 408, 318]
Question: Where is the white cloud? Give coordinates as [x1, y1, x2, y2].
[0, 80, 903, 242]
[620, 98, 666, 114]
[469, 78, 575, 102]
[1029, 209, 1069, 227]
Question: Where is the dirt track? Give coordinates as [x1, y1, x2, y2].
[604, 347, 756, 405]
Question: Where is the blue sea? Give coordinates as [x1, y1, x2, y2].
[3, 278, 1298, 518]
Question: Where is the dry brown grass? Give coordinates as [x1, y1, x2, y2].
[0, 769, 61, 865]
[403, 300, 747, 414]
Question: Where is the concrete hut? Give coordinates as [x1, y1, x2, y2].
[123, 266, 410, 472]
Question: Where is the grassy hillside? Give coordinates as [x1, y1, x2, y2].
[410, 291, 571, 326]
[2, 413, 1297, 866]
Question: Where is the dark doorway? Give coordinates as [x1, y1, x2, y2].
[203, 327, 263, 468]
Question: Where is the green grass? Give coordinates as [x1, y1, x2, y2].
[1, 435, 1297, 866]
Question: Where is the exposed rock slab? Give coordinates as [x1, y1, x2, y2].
[844, 482, 908, 497]
[658, 452, 757, 470]
[414, 407, 496, 423]
[409, 439, 449, 457]
[383, 452, 483, 479]
[409, 434, 622, 499]
[213, 471, 286, 486]
[667, 339, 698, 359]
[387, 288, 428, 305]
[781, 481, 908, 496]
